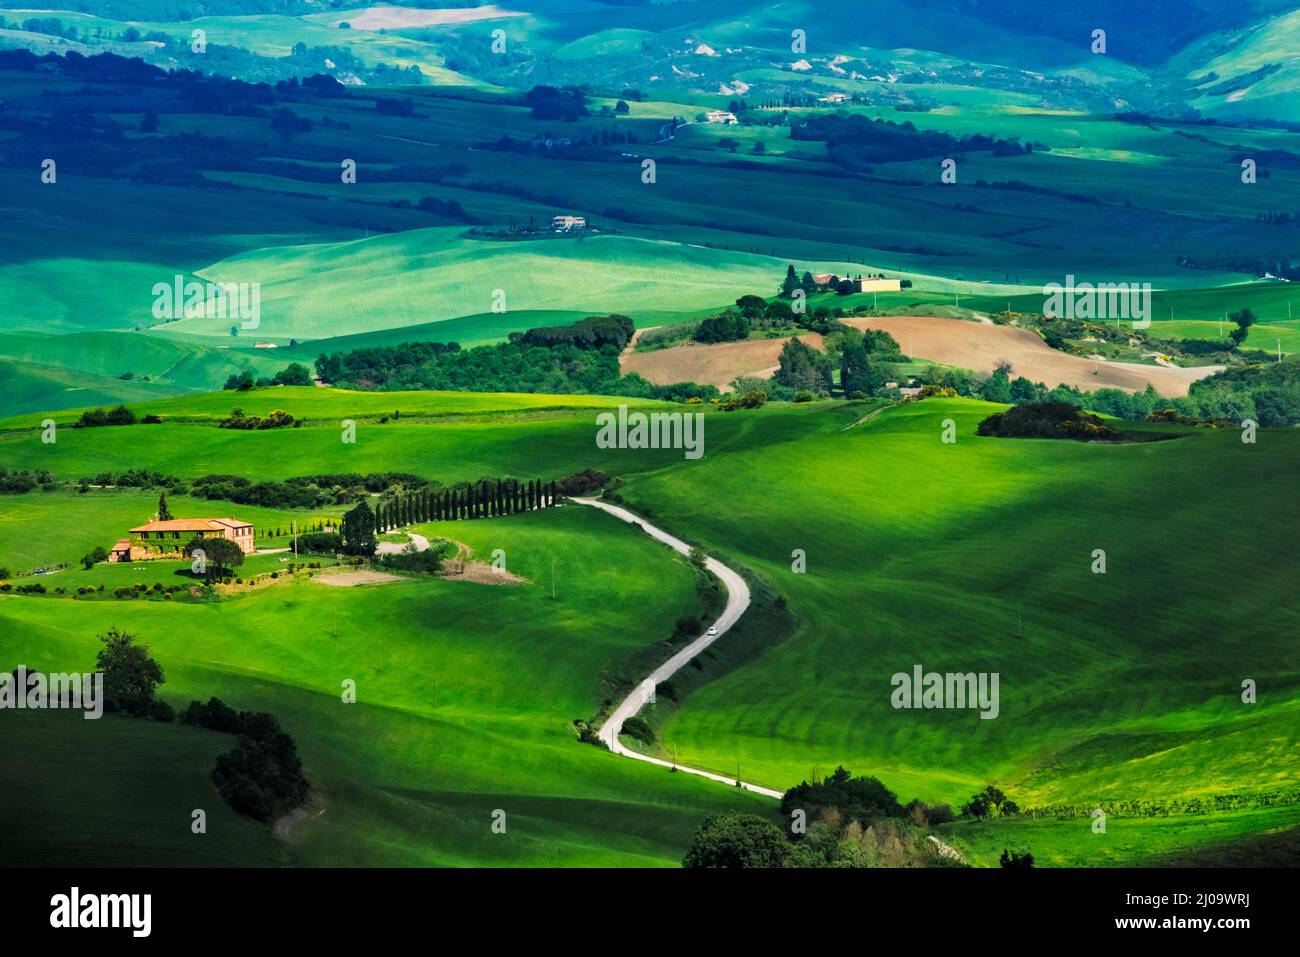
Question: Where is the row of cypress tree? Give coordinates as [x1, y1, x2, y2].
[371, 479, 557, 534]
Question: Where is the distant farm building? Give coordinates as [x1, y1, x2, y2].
[705, 110, 738, 125]
[812, 275, 903, 293]
[855, 277, 902, 293]
[552, 215, 587, 231]
[113, 517, 255, 562]
[818, 92, 849, 103]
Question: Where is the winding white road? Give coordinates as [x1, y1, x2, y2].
[572, 497, 782, 799]
[572, 497, 969, 864]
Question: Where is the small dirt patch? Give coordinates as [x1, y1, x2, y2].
[314, 569, 406, 587]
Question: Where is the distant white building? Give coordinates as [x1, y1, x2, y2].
[856, 278, 902, 293]
[706, 110, 738, 125]
[552, 215, 586, 231]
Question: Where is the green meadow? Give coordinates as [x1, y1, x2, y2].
[1, 387, 1296, 865]
[0, 386, 817, 487]
[0, 709, 288, 867]
[0, 504, 770, 866]
[2, 1, 1299, 869]
[616, 397, 1300, 861]
[939, 804, 1300, 868]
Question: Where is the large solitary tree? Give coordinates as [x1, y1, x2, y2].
[342, 500, 378, 556]
[185, 536, 244, 577]
[1229, 307, 1256, 347]
[96, 627, 166, 718]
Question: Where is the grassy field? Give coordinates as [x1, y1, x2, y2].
[0, 382, 1295, 866]
[0, 504, 770, 866]
[0, 385, 824, 487]
[940, 805, 1300, 867]
[614, 397, 1300, 863]
[0, 709, 289, 867]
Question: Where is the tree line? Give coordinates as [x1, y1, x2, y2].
[341, 479, 559, 555]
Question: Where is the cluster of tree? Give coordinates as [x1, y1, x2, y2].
[217, 407, 298, 430]
[775, 338, 834, 394]
[516, 314, 634, 350]
[977, 401, 1126, 441]
[314, 321, 716, 400]
[790, 113, 1029, 168]
[211, 713, 310, 823]
[295, 531, 341, 554]
[73, 405, 157, 428]
[224, 363, 313, 390]
[918, 360, 1300, 428]
[524, 85, 589, 121]
[684, 768, 961, 868]
[1188, 357, 1300, 426]
[189, 474, 324, 509]
[960, 783, 1021, 819]
[181, 698, 310, 823]
[340, 479, 561, 555]
[0, 468, 54, 494]
[694, 312, 750, 343]
[553, 469, 609, 496]
[780, 766, 905, 823]
[838, 329, 905, 397]
[734, 294, 793, 327]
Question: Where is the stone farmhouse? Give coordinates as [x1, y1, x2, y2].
[110, 517, 255, 563]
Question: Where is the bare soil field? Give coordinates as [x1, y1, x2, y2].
[627, 317, 1221, 396]
[843, 316, 1222, 396]
[621, 334, 824, 390]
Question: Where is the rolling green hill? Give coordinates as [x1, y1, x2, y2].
[0, 503, 771, 866]
[615, 396, 1300, 862]
[2, 385, 1297, 865]
[0, 709, 289, 867]
[158, 229, 869, 341]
